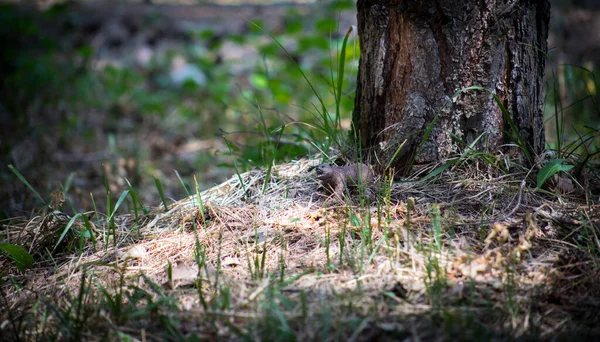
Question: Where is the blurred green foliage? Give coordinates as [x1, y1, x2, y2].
[0, 1, 357, 215]
[544, 62, 600, 160]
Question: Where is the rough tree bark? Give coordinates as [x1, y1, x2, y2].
[352, 0, 550, 174]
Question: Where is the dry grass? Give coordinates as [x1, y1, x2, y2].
[1, 158, 600, 341]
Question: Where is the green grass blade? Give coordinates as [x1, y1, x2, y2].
[174, 170, 191, 198]
[335, 26, 353, 124]
[154, 177, 169, 212]
[102, 162, 112, 215]
[125, 178, 148, 214]
[81, 214, 96, 251]
[552, 68, 563, 154]
[223, 135, 248, 197]
[62, 172, 76, 194]
[420, 161, 456, 182]
[385, 139, 407, 170]
[407, 99, 448, 173]
[107, 190, 130, 223]
[193, 175, 206, 225]
[90, 192, 99, 222]
[262, 162, 273, 195]
[8, 164, 46, 205]
[53, 213, 82, 252]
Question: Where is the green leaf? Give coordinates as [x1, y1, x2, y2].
[77, 44, 93, 59]
[315, 18, 337, 34]
[298, 36, 329, 51]
[0, 244, 34, 272]
[228, 34, 245, 44]
[537, 159, 574, 188]
[53, 213, 82, 252]
[197, 29, 215, 40]
[284, 18, 303, 35]
[250, 73, 269, 90]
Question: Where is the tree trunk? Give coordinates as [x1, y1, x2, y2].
[352, 0, 550, 174]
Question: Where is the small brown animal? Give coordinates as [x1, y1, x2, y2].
[315, 163, 373, 200]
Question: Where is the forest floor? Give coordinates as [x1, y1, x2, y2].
[2, 158, 600, 340]
[2, 1, 600, 341]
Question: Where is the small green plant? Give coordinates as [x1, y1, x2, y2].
[226, 19, 359, 170]
[429, 204, 443, 253]
[193, 239, 209, 310]
[544, 62, 599, 185]
[536, 158, 575, 188]
[504, 256, 520, 329]
[424, 253, 447, 309]
[421, 205, 448, 309]
[248, 225, 268, 280]
[258, 280, 296, 341]
[223, 135, 249, 198]
[126, 178, 148, 236]
[0, 244, 34, 272]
